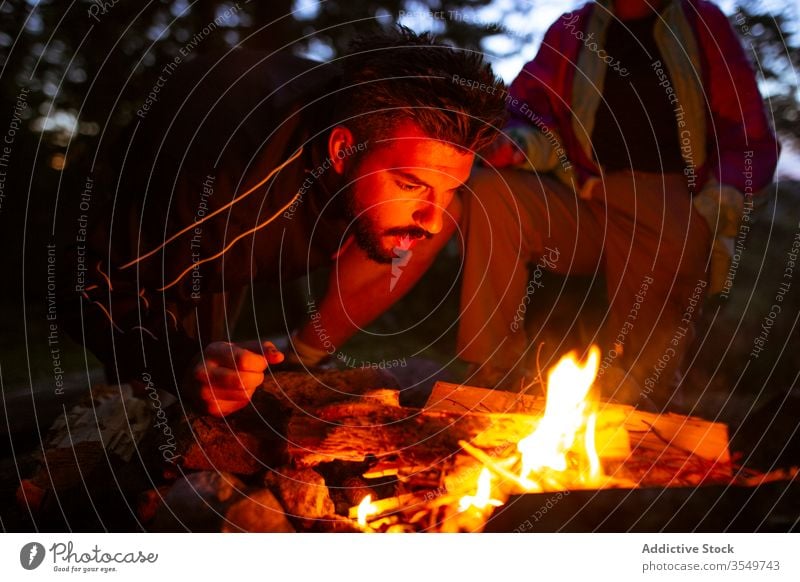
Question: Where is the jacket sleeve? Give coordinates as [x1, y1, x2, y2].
[698, 1, 779, 192]
[61, 163, 253, 399]
[61, 252, 202, 398]
[59, 51, 311, 398]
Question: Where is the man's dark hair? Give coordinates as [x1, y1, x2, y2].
[334, 26, 507, 152]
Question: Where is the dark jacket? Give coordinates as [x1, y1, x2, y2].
[61, 49, 348, 395]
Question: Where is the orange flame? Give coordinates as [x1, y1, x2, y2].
[516, 345, 603, 489]
[356, 494, 378, 527]
[584, 410, 602, 483]
[459, 468, 504, 512]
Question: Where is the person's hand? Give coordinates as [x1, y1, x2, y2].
[692, 181, 746, 297]
[693, 181, 745, 238]
[189, 341, 284, 417]
[480, 132, 526, 168]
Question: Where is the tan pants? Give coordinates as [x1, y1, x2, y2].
[457, 168, 712, 398]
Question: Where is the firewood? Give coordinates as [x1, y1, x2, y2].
[177, 374, 399, 475]
[260, 369, 400, 408]
[425, 382, 547, 416]
[426, 382, 730, 466]
[346, 492, 423, 520]
[362, 465, 400, 478]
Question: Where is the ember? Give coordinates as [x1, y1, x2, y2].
[458, 468, 503, 513]
[356, 494, 378, 528]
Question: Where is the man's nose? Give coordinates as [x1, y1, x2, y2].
[412, 199, 445, 235]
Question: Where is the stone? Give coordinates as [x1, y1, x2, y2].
[223, 488, 295, 533]
[150, 471, 246, 532]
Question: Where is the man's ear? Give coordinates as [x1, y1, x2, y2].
[328, 126, 355, 174]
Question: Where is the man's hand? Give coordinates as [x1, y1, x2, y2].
[480, 132, 525, 168]
[693, 181, 745, 238]
[189, 341, 284, 417]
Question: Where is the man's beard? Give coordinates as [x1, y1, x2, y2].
[344, 186, 432, 264]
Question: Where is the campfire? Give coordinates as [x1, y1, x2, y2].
[19, 345, 797, 532]
[164, 344, 797, 532]
[467, 346, 607, 495]
[336, 346, 657, 532]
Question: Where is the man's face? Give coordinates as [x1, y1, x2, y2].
[341, 121, 474, 263]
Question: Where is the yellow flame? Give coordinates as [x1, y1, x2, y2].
[517, 346, 602, 485]
[356, 494, 378, 527]
[584, 411, 602, 482]
[459, 467, 504, 512]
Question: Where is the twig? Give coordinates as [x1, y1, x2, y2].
[459, 440, 531, 490]
[519, 342, 546, 410]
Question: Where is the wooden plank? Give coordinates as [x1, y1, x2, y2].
[425, 381, 547, 415]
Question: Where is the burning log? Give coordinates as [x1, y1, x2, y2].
[326, 348, 769, 533]
[339, 476, 378, 508]
[347, 492, 434, 531]
[426, 382, 731, 467]
[175, 349, 790, 532]
[287, 400, 629, 467]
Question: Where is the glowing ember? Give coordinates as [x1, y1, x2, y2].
[356, 494, 379, 527]
[459, 468, 504, 512]
[516, 346, 603, 489]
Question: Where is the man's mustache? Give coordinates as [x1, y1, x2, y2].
[383, 226, 434, 240]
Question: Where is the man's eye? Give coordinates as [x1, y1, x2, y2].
[396, 180, 422, 192]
